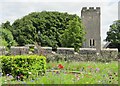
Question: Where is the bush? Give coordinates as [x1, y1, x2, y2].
[0, 55, 46, 80]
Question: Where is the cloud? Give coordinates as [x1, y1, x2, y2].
[101, 2, 118, 41]
[1, 0, 119, 2]
[0, 2, 102, 23]
[0, 1, 118, 43]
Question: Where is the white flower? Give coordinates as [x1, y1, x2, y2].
[77, 77, 80, 81]
[28, 72, 32, 74]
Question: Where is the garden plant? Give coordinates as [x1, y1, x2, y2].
[0, 54, 118, 85]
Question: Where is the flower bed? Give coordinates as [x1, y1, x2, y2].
[0, 61, 118, 84]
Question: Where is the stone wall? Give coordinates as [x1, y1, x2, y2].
[10, 46, 29, 55]
[34, 47, 52, 54]
[100, 48, 118, 59]
[0, 46, 118, 61]
[0, 46, 5, 55]
[46, 48, 118, 62]
[79, 48, 96, 54]
[57, 47, 74, 54]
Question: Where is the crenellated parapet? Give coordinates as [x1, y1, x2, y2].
[81, 7, 100, 13]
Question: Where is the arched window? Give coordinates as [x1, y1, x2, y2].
[90, 39, 92, 47]
[89, 39, 95, 47]
[93, 39, 95, 46]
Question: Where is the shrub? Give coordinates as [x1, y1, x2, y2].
[0, 55, 46, 80]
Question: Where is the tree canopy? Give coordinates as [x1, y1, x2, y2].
[0, 27, 17, 49]
[60, 17, 85, 52]
[2, 11, 85, 51]
[105, 20, 120, 51]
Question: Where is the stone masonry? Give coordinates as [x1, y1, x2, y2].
[81, 7, 101, 53]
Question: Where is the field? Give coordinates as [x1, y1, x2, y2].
[0, 61, 118, 84]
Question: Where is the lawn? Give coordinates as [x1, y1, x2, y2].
[0, 61, 118, 84]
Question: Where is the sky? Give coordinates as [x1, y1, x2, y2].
[0, 0, 119, 45]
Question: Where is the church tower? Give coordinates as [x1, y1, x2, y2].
[81, 7, 101, 53]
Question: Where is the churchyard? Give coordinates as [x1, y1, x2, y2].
[0, 5, 120, 85]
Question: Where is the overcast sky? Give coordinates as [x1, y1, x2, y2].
[0, 0, 119, 44]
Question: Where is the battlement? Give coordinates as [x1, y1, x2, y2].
[82, 7, 100, 12]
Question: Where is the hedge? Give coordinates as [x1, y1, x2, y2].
[0, 55, 46, 80]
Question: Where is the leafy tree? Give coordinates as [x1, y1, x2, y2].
[0, 27, 17, 49]
[1, 21, 12, 32]
[60, 17, 85, 52]
[11, 11, 85, 49]
[105, 20, 120, 51]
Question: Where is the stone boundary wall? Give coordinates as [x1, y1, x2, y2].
[79, 48, 96, 54]
[0, 46, 118, 60]
[34, 47, 52, 54]
[0, 46, 6, 55]
[10, 46, 29, 55]
[57, 47, 74, 54]
[100, 48, 118, 59]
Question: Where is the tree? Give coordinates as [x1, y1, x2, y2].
[0, 27, 17, 49]
[1, 21, 12, 32]
[60, 17, 85, 52]
[11, 11, 85, 49]
[105, 20, 120, 51]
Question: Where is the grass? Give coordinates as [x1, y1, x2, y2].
[0, 61, 118, 84]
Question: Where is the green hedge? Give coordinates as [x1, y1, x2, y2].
[0, 55, 46, 80]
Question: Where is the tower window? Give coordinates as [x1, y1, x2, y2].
[89, 39, 95, 47]
[93, 39, 95, 46]
[90, 39, 92, 47]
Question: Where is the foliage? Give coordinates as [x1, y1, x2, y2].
[0, 55, 46, 80]
[1, 21, 13, 32]
[105, 20, 120, 51]
[11, 11, 85, 49]
[1, 61, 118, 84]
[0, 27, 17, 49]
[60, 17, 85, 52]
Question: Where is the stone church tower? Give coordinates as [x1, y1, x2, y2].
[81, 7, 101, 53]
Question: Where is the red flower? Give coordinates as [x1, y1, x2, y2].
[58, 64, 64, 69]
[87, 66, 92, 68]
